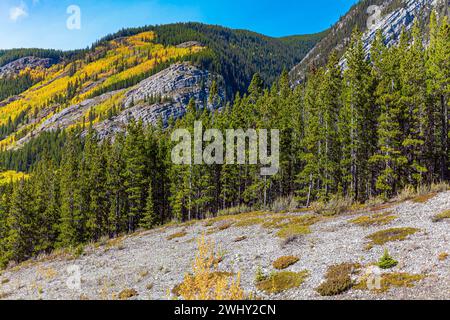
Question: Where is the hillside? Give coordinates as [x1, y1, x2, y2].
[0, 190, 448, 300]
[0, 23, 324, 150]
[290, 0, 449, 82]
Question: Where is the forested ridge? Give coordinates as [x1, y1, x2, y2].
[0, 13, 450, 267]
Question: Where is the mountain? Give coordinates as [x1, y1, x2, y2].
[0, 23, 325, 150]
[290, 0, 450, 83]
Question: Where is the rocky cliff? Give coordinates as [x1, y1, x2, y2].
[15, 62, 224, 146]
[290, 0, 448, 82]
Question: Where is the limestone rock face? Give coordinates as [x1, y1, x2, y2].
[0, 56, 54, 78]
[15, 62, 224, 146]
[290, 0, 443, 82]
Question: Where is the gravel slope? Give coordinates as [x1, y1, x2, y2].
[0, 192, 449, 300]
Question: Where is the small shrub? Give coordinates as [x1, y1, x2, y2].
[316, 263, 360, 296]
[366, 227, 419, 246]
[118, 288, 138, 300]
[255, 271, 309, 294]
[272, 256, 299, 270]
[1, 278, 9, 284]
[378, 249, 398, 269]
[254, 266, 266, 283]
[177, 235, 244, 300]
[167, 231, 188, 240]
[438, 252, 448, 261]
[432, 210, 450, 222]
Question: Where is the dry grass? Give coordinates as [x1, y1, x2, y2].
[255, 271, 309, 294]
[272, 256, 299, 270]
[366, 228, 420, 247]
[311, 196, 353, 216]
[350, 212, 397, 227]
[270, 195, 299, 213]
[411, 193, 437, 203]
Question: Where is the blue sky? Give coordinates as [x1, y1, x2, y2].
[0, 0, 358, 50]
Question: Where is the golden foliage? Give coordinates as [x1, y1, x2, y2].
[0, 170, 29, 185]
[177, 235, 244, 300]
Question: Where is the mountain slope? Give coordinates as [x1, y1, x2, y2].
[0, 191, 448, 300]
[0, 23, 325, 150]
[290, 0, 449, 83]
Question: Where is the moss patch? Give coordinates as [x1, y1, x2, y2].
[350, 212, 397, 227]
[167, 231, 188, 240]
[276, 224, 311, 239]
[366, 227, 419, 246]
[256, 271, 309, 294]
[355, 272, 425, 293]
[432, 210, 450, 222]
[316, 263, 361, 296]
[272, 256, 300, 270]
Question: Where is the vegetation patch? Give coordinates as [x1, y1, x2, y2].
[166, 231, 188, 240]
[276, 224, 311, 239]
[350, 212, 397, 227]
[175, 236, 244, 300]
[377, 249, 398, 269]
[272, 256, 299, 270]
[432, 210, 450, 222]
[355, 273, 425, 293]
[233, 236, 247, 242]
[118, 288, 138, 300]
[438, 252, 448, 261]
[256, 271, 309, 294]
[411, 193, 437, 203]
[366, 228, 419, 246]
[369, 202, 396, 212]
[316, 263, 361, 296]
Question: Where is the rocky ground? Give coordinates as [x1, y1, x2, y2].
[0, 192, 449, 300]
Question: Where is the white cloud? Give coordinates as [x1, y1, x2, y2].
[9, 3, 28, 22]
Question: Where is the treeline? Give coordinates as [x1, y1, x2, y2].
[96, 22, 325, 95]
[1, 14, 450, 267]
[0, 74, 36, 102]
[0, 48, 85, 68]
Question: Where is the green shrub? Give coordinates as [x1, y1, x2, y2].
[378, 249, 398, 269]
